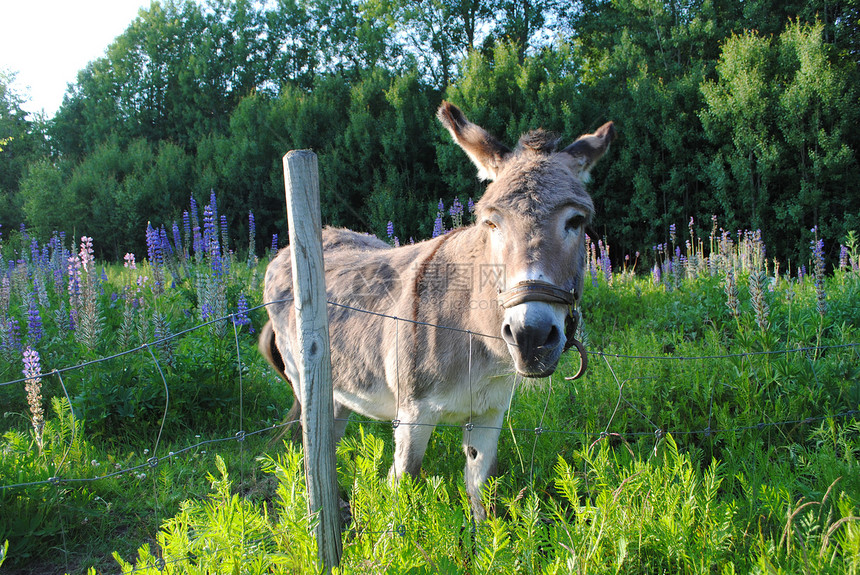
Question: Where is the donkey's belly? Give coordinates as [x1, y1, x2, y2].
[433, 374, 517, 424]
[333, 387, 399, 422]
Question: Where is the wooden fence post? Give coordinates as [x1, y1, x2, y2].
[283, 150, 342, 571]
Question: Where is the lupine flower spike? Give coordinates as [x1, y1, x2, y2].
[23, 346, 44, 452]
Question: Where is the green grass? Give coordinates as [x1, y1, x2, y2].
[2, 232, 860, 573]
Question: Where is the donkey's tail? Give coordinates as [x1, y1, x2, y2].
[259, 320, 302, 445]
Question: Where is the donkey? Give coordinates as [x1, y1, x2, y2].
[260, 102, 615, 520]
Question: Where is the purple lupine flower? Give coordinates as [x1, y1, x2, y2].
[233, 293, 253, 332]
[669, 223, 676, 246]
[437, 199, 445, 213]
[172, 221, 182, 259]
[67, 254, 81, 299]
[432, 214, 445, 238]
[183, 211, 191, 253]
[146, 224, 160, 266]
[190, 195, 199, 226]
[203, 205, 216, 250]
[6, 316, 22, 352]
[467, 198, 475, 214]
[160, 226, 173, 257]
[811, 227, 827, 316]
[192, 224, 203, 257]
[27, 293, 43, 345]
[248, 212, 256, 258]
[30, 238, 40, 265]
[598, 239, 612, 283]
[387, 221, 395, 239]
[204, 205, 223, 278]
[588, 239, 598, 287]
[839, 245, 849, 270]
[220, 214, 229, 255]
[271, 233, 278, 252]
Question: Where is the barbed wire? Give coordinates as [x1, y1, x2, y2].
[2, 297, 859, 572]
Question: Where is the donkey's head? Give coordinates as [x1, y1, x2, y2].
[438, 102, 615, 378]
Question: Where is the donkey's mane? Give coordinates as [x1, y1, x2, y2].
[516, 129, 562, 154]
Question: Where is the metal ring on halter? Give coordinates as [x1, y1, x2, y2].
[564, 337, 588, 380]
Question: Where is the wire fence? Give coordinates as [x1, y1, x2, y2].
[1, 297, 859, 573]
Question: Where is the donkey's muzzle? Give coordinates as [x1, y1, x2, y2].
[500, 305, 563, 377]
[498, 280, 588, 379]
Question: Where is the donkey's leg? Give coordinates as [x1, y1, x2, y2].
[389, 407, 436, 481]
[333, 401, 352, 444]
[462, 409, 505, 521]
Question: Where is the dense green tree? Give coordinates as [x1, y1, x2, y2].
[0, 70, 48, 233]
[701, 21, 859, 262]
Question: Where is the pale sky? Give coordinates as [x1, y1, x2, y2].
[0, 0, 155, 118]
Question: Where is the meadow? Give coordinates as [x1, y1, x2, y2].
[1, 194, 859, 574]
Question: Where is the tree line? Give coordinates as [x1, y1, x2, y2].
[1, 0, 858, 266]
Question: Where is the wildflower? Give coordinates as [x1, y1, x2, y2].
[233, 293, 253, 333]
[153, 311, 175, 368]
[183, 211, 191, 256]
[5, 316, 22, 352]
[124, 253, 136, 269]
[271, 233, 279, 253]
[172, 221, 182, 261]
[839, 245, 849, 271]
[190, 195, 199, 227]
[811, 227, 827, 316]
[432, 214, 445, 238]
[27, 292, 43, 345]
[749, 270, 770, 332]
[23, 346, 44, 451]
[467, 198, 475, 214]
[248, 212, 258, 266]
[67, 254, 81, 300]
[449, 198, 464, 229]
[387, 221, 395, 240]
[220, 214, 230, 257]
[79, 236, 94, 273]
[589, 238, 598, 287]
[598, 239, 612, 284]
[145, 223, 165, 294]
[723, 266, 739, 319]
[204, 205, 222, 278]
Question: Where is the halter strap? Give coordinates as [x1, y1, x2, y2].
[497, 280, 576, 308]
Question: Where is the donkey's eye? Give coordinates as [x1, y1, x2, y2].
[483, 219, 497, 230]
[565, 215, 585, 232]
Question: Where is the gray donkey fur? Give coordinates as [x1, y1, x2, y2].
[260, 102, 615, 520]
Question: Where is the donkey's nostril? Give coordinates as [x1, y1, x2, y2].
[502, 323, 515, 345]
[543, 325, 561, 349]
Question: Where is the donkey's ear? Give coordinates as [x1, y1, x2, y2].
[437, 101, 511, 181]
[560, 121, 616, 182]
